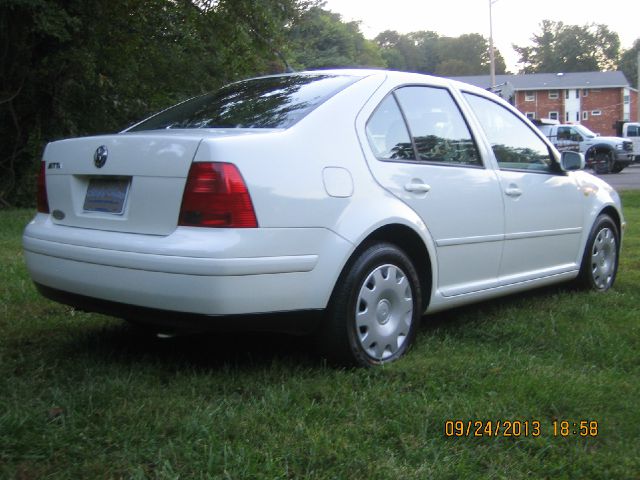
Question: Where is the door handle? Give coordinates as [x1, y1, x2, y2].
[404, 182, 431, 193]
[504, 186, 522, 197]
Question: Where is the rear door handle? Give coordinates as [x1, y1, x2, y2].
[404, 182, 431, 193]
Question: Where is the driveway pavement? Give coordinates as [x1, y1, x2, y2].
[593, 164, 640, 191]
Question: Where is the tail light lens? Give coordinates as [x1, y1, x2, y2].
[179, 162, 257, 228]
[37, 161, 50, 213]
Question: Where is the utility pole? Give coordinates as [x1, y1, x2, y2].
[489, 0, 497, 88]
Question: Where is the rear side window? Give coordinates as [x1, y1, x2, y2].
[366, 95, 415, 160]
[128, 74, 360, 131]
[395, 87, 482, 166]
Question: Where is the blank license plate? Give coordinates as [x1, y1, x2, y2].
[83, 178, 130, 214]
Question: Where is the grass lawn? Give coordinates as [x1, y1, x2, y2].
[1, 192, 639, 479]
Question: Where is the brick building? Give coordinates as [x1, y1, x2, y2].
[452, 71, 638, 136]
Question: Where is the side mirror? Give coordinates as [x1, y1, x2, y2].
[560, 150, 584, 171]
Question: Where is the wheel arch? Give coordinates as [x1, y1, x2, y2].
[331, 223, 433, 312]
[599, 205, 622, 241]
[585, 143, 615, 160]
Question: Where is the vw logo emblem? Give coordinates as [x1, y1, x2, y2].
[94, 145, 108, 168]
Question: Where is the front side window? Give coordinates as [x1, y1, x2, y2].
[128, 74, 360, 131]
[463, 93, 555, 173]
[394, 86, 482, 166]
[557, 126, 582, 142]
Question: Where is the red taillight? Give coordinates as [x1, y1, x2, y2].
[179, 162, 257, 228]
[37, 161, 50, 213]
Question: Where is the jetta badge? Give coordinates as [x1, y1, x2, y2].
[94, 145, 108, 168]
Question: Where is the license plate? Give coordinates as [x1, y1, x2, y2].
[83, 177, 130, 214]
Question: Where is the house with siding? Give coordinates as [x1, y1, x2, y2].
[451, 71, 638, 137]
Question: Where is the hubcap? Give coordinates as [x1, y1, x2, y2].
[590, 227, 616, 289]
[355, 264, 413, 360]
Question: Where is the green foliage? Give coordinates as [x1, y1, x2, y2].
[619, 38, 640, 87]
[374, 30, 506, 76]
[0, 0, 303, 208]
[514, 20, 620, 74]
[287, 7, 386, 69]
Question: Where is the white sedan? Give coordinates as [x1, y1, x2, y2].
[23, 69, 624, 367]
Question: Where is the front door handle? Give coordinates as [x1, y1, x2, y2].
[505, 186, 523, 197]
[404, 182, 431, 193]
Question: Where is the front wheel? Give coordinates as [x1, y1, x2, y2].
[611, 162, 626, 174]
[318, 242, 422, 367]
[592, 152, 613, 174]
[576, 214, 619, 291]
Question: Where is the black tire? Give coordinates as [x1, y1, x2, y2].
[611, 162, 626, 174]
[575, 214, 619, 291]
[317, 242, 422, 367]
[593, 152, 613, 174]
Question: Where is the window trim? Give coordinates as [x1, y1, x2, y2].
[524, 91, 536, 102]
[365, 84, 486, 169]
[548, 111, 559, 121]
[548, 90, 559, 99]
[591, 110, 602, 116]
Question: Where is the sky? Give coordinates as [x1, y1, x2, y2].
[322, 0, 639, 71]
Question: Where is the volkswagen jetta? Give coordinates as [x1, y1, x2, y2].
[23, 70, 624, 366]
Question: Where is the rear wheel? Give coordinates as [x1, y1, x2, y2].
[318, 242, 422, 367]
[576, 214, 619, 291]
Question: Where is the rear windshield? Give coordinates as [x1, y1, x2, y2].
[127, 74, 360, 131]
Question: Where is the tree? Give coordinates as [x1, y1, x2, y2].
[374, 30, 440, 73]
[619, 38, 640, 87]
[0, 0, 306, 207]
[286, 7, 385, 69]
[514, 20, 620, 73]
[435, 34, 506, 76]
[374, 30, 506, 76]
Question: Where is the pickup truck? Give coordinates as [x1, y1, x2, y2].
[614, 121, 640, 162]
[536, 122, 634, 174]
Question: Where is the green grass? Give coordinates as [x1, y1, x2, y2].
[2, 193, 640, 479]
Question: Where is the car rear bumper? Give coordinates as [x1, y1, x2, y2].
[23, 215, 353, 317]
[34, 283, 323, 334]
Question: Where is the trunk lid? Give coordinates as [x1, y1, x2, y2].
[44, 131, 202, 235]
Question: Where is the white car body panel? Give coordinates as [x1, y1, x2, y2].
[23, 69, 624, 326]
